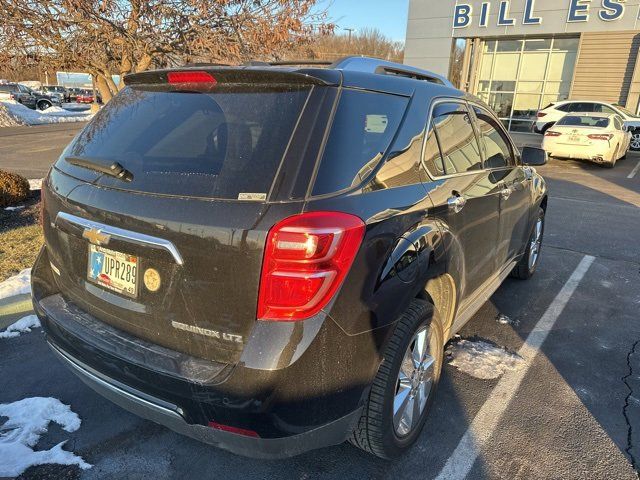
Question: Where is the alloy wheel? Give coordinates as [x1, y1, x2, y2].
[394, 325, 435, 437]
[631, 133, 640, 150]
[528, 216, 543, 271]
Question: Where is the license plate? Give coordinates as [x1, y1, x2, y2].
[87, 245, 138, 298]
[569, 135, 581, 143]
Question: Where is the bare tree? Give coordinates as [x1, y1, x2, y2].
[288, 28, 404, 63]
[0, 0, 332, 102]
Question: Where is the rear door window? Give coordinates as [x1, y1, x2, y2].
[472, 105, 514, 169]
[311, 90, 408, 195]
[57, 85, 312, 199]
[431, 102, 482, 174]
[422, 125, 445, 177]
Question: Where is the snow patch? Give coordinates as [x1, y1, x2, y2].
[1, 100, 92, 126]
[0, 268, 31, 301]
[4, 205, 25, 211]
[0, 397, 91, 477]
[496, 313, 519, 326]
[0, 315, 41, 339]
[28, 178, 43, 191]
[446, 338, 525, 380]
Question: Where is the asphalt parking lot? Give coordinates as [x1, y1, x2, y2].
[1, 127, 639, 479]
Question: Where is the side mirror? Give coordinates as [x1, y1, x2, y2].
[521, 146, 547, 166]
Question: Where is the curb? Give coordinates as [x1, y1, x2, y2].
[0, 294, 34, 329]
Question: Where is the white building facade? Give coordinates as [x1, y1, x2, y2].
[405, 0, 640, 130]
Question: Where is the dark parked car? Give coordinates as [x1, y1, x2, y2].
[0, 82, 37, 108]
[21, 85, 62, 110]
[33, 57, 548, 460]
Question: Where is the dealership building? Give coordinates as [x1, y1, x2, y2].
[404, 0, 640, 131]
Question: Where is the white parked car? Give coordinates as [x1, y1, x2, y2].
[535, 100, 640, 151]
[542, 113, 631, 168]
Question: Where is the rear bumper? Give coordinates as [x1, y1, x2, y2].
[542, 142, 611, 162]
[32, 246, 373, 457]
[48, 341, 361, 459]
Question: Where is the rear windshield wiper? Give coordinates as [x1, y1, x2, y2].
[65, 156, 133, 182]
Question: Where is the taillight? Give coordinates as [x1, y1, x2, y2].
[587, 133, 613, 141]
[9, 93, 15, 100]
[167, 71, 217, 85]
[208, 421, 259, 438]
[537, 112, 547, 118]
[257, 211, 365, 321]
[545, 130, 561, 137]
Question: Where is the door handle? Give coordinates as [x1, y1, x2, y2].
[447, 195, 466, 213]
[500, 186, 513, 200]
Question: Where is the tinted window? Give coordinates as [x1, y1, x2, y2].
[0, 85, 12, 93]
[312, 90, 408, 195]
[422, 125, 445, 177]
[556, 115, 609, 128]
[614, 116, 623, 130]
[432, 102, 482, 174]
[472, 105, 514, 169]
[601, 105, 617, 115]
[58, 85, 311, 199]
[556, 103, 573, 112]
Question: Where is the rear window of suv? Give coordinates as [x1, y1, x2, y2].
[57, 85, 312, 199]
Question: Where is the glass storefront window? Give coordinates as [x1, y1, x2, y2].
[489, 92, 514, 118]
[518, 81, 544, 93]
[493, 53, 520, 80]
[474, 36, 579, 131]
[520, 53, 548, 81]
[548, 52, 577, 82]
[552, 38, 580, 51]
[496, 40, 523, 52]
[524, 39, 552, 51]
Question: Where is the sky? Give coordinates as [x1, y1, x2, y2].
[319, 0, 410, 43]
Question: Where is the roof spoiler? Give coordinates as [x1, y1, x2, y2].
[124, 67, 340, 87]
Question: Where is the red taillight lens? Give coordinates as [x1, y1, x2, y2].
[208, 421, 259, 438]
[587, 133, 613, 141]
[167, 71, 217, 85]
[537, 112, 547, 118]
[9, 93, 15, 100]
[545, 130, 561, 137]
[257, 211, 366, 321]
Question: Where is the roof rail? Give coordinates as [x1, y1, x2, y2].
[330, 56, 454, 88]
[182, 62, 231, 68]
[243, 60, 333, 67]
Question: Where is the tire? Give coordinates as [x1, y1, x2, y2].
[37, 99, 52, 111]
[604, 145, 619, 169]
[349, 299, 444, 459]
[511, 207, 545, 280]
[630, 130, 640, 151]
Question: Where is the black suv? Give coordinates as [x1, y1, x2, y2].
[33, 57, 548, 459]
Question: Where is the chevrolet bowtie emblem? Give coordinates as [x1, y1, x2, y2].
[82, 227, 111, 246]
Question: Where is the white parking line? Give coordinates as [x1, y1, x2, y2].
[628, 160, 640, 179]
[435, 255, 595, 480]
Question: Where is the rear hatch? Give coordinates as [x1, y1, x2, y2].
[43, 68, 337, 365]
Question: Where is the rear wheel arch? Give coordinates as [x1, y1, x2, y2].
[417, 274, 457, 342]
